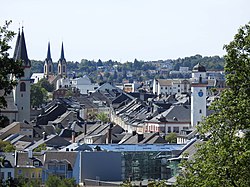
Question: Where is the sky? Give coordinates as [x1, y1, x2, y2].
[1, 0, 250, 62]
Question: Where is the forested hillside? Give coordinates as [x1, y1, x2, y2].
[31, 54, 224, 83]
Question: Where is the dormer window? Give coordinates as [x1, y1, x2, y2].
[34, 161, 40, 167]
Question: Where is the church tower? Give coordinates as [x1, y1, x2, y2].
[13, 27, 31, 122]
[191, 63, 207, 127]
[44, 42, 54, 78]
[57, 42, 67, 77]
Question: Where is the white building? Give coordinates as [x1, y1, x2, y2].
[55, 75, 98, 95]
[152, 79, 190, 96]
[56, 77, 71, 89]
[191, 63, 207, 127]
[71, 75, 98, 94]
[30, 73, 44, 84]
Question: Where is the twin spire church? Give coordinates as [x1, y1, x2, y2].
[43, 42, 67, 84]
[1, 27, 68, 123]
[44, 42, 67, 78]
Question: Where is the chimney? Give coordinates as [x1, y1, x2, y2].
[106, 123, 113, 144]
[138, 134, 144, 143]
[42, 132, 46, 140]
[28, 149, 33, 158]
[84, 122, 87, 135]
[72, 131, 76, 143]
[132, 131, 137, 136]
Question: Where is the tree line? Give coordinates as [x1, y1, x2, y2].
[30, 55, 224, 84]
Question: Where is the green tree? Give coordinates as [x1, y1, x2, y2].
[96, 112, 109, 123]
[148, 180, 168, 187]
[0, 140, 15, 152]
[45, 175, 76, 187]
[45, 175, 61, 187]
[165, 132, 177, 143]
[33, 143, 46, 152]
[38, 78, 54, 92]
[0, 21, 24, 108]
[176, 23, 250, 187]
[30, 83, 48, 107]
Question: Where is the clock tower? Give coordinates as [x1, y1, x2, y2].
[191, 63, 207, 127]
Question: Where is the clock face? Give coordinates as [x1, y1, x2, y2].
[198, 91, 203, 97]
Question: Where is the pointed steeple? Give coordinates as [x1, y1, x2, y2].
[16, 27, 31, 67]
[58, 42, 67, 77]
[13, 28, 20, 59]
[60, 42, 65, 61]
[46, 42, 52, 61]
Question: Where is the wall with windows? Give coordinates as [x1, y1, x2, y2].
[15, 167, 42, 180]
[0, 168, 14, 182]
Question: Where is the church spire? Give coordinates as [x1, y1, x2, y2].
[13, 28, 20, 60]
[46, 42, 52, 61]
[60, 42, 65, 61]
[58, 42, 67, 77]
[15, 27, 31, 67]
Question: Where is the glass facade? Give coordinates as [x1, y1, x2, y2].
[87, 144, 184, 181]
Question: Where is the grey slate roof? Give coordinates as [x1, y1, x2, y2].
[148, 105, 191, 123]
[44, 151, 77, 168]
[16, 152, 43, 167]
[26, 134, 70, 151]
[46, 42, 52, 61]
[13, 29, 20, 59]
[119, 132, 167, 144]
[0, 152, 15, 168]
[15, 28, 31, 67]
[59, 42, 66, 61]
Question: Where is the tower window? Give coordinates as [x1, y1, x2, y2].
[199, 109, 202, 113]
[49, 65, 52, 73]
[20, 82, 26, 92]
[199, 75, 202, 83]
[63, 66, 66, 73]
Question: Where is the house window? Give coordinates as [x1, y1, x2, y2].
[168, 127, 171, 133]
[18, 170, 22, 175]
[178, 85, 180, 87]
[48, 164, 56, 170]
[38, 172, 41, 178]
[21, 94, 23, 97]
[1, 172, 4, 179]
[173, 127, 179, 133]
[34, 161, 40, 167]
[59, 164, 66, 171]
[7, 172, 11, 178]
[32, 172, 35, 178]
[20, 82, 26, 92]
